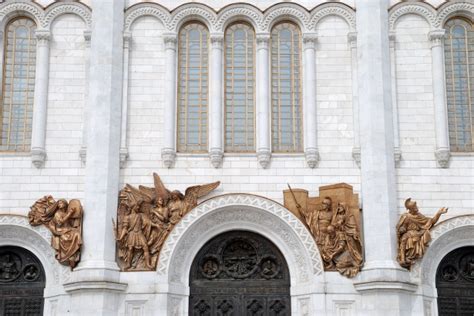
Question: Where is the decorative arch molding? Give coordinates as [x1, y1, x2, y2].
[215, 4, 262, 33]
[389, 3, 437, 30]
[309, 3, 356, 31]
[157, 194, 323, 286]
[411, 215, 474, 293]
[435, 2, 474, 28]
[0, 0, 44, 28]
[261, 3, 311, 33]
[124, 3, 169, 32]
[0, 215, 70, 291]
[169, 3, 216, 33]
[42, 2, 92, 30]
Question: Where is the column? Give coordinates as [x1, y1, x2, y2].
[119, 31, 131, 168]
[209, 33, 224, 168]
[348, 32, 360, 167]
[429, 29, 450, 168]
[79, 30, 91, 164]
[256, 33, 271, 168]
[31, 30, 50, 168]
[354, 0, 416, 314]
[64, 0, 127, 313]
[389, 32, 402, 165]
[161, 33, 177, 168]
[303, 33, 319, 168]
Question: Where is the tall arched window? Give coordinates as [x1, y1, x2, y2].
[177, 23, 209, 153]
[0, 18, 36, 152]
[444, 18, 474, 152]
[225, 23, 255, 152]
[271, 22, 302, 153]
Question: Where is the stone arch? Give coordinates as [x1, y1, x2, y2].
[388, 3, 436, 31]
[124, 3, 170, 33]
[43, 2, 92, 30]
[435, 2, 474, 28]
[412, 215, 474, 299]
[309, 3, 356, 31]
[262, 3, 311, 33]
[169, 3, 216, 33]
[215, 4, 262, 33]
[157, 194, 324, 314]
[0, 1, 44, 30]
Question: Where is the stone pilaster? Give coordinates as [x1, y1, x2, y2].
[209, 33, 224, 168]
[79, 30, 91, 164]
[348, 32, 361, 167]
[119, 31, 131, 168]
[429, 29, 450, 168]
[31, 30, 50, 168]
[65, 0, 127, 313]
[256, 33, 271, 168]
[354, 0, 415, 314]
[389, 32, 402, 166]
[303, 33, 319, 168]
[162, 33, 178, 168]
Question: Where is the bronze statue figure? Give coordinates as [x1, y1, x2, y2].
[397, 198, 448, 270]
[28, 196, 83, 269]
[114, 173, 220, 271]
[284, 183, 364, 277]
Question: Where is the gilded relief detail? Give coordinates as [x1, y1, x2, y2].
[284, 183, 363, 277]
[114, 173, 220, 271]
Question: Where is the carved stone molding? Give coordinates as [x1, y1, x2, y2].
[428, 29, 446, 47]
[388, 3, 436, 31]
[158, 194, 323, 282]
[209, 149, 223, 168]
[309, 4, 356, 31]
[31, 148, 46, 168]
[352, 147, 361, 168]
[124, 3, 170, 32]
[257, 149, 271, 169]
[305, 148, 319, 168]
[435, 2, 474, 29]
[261, 4, 311, 32]
[42, 2, 92, 29]
[169, 4, 217, 32]
[161, 148, 176, 168]
[0, 1, 43, 26]
[215, 5, 261, 33]
[435, 148, 450, 168]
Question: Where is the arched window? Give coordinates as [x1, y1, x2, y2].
[0, 18, 36, 152]
[271, 22, 302, 153]
[225, 23, 255, 152]
[177, 23, 209, 153]
[444, 18, 474, 152]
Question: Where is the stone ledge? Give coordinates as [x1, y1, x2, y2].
[64, 280, 127, 293]
[354, 280, 417, 293]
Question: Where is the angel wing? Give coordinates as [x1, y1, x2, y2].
[124, 184, 152, 204]
[152, 173, 170, 203]
[184, 181, 220, 210]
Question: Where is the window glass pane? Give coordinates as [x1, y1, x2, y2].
[271, 22, 303, 152]
[224, 23, 255, 152]
[0, 18, 36, 152]
[444, 18, 474, 152]
[177, 23, 209, 153]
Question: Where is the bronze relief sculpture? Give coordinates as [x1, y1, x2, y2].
[28, 196, 83, 269]
[114, 173, 220, 271]
[284, 183, 363, 277]
[397, 198, 448, 270]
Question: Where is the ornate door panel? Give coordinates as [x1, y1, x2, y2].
[0, 246, 45, 316]
[190, 231, 291, 316]
[436, 246, 474, 316]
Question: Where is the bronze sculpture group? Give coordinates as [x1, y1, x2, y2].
[25, 175, 448, 275]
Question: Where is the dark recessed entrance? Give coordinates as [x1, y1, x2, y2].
[0, 246, 45, 316]
[436, 246, 474, 315]
[189, 231, 291, 315]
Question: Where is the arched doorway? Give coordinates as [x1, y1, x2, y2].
[436, 246, 474, 315]
[0, 246, 45, 315]
[189, 230, 291, 315]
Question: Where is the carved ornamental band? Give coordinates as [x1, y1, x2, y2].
[114, 173, 220, 271]
[284, 183, 363, 278]
[28, 196, 83, 269]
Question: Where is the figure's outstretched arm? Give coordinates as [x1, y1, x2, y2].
[426, 207, 448, 229]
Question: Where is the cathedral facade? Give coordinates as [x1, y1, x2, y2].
[0, 0, 473, 315]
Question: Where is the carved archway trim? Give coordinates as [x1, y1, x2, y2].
[411, 215, 474, 293]
[0, 215, 69, 295]
[157, 194, 323, 285]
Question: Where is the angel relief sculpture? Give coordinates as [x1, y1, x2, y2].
[28, 196, 83, 269]
[114, 173, 220, 271]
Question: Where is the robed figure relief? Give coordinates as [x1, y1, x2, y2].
[114, 173, 220, 271]
[28, 196, 83, 269]
[397, 198, 448, 270]
[284, 183, 363, 278]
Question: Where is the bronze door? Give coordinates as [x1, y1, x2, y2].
[0, 246, 45, 316]
[436, 246, 474, 315]
[189, 231, 291, 316]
